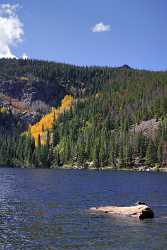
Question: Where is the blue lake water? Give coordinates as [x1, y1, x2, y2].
[0, 168, 167, 249]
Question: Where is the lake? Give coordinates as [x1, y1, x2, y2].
[0, 168, 167, 249]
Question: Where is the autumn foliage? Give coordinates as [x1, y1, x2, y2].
[29, 95, 74, 145]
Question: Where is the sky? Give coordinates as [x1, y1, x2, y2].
[0, 0, 167, 70]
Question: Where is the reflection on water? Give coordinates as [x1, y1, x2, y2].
[0, 169, 166, 249]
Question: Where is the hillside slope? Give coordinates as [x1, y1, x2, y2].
[0, 59, 167, 169]
[0, 58, 113, 128]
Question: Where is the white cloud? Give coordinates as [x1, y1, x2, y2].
[92, 22, 111, 33]
[21, 52, 28, 60]
[0, 4, 24, 58]
[0, 4, 19, 17]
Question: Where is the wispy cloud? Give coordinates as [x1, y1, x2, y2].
[92, 22, 111, 33]
[0, 4, 24, 58]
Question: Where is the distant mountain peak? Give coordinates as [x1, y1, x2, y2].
[119, 64, 131, 70]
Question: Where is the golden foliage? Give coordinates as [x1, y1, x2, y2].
[95, 92, 103, 98]
[19, 76, 29, 81]
[0, 107, 7, 113]
[29, 95, 74, 146]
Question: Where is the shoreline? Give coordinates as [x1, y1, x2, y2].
[55, 164, 167, 172]
[0, 164, 167, 172]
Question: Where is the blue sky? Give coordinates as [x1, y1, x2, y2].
[0, 0, 167, 70]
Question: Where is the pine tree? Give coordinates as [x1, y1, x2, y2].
[157, 140, 162, 165]
[145, 141, 157, 166]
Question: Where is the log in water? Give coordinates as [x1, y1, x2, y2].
[90, 203, 154, 220]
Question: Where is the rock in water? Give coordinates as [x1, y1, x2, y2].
[90, 204, 154, 220]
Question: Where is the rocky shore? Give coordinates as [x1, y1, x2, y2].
[56, 163, 167, 172]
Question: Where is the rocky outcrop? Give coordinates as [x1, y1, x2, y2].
[131, 119, 160, 140]
[90, 203, 154, 220]
[0, 78, 66, 127]
[0, 79, 65, 107]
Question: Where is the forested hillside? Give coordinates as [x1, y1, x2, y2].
[0, 58, 167, 169]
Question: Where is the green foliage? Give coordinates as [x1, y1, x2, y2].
[0, 59, 167, 168]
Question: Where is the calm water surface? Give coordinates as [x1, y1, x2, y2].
[0, 168, 167, 250]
